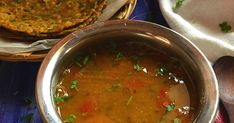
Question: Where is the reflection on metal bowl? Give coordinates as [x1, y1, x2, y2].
[36, 20, 219, 123]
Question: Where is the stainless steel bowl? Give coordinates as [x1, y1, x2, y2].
[36, 20, 219, 123]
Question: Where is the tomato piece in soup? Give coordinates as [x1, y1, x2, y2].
[79, 97, 97, 114]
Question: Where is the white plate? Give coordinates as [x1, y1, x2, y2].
[159, 0, 234, 63]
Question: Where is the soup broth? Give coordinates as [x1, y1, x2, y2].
[54, 41, 198, 123]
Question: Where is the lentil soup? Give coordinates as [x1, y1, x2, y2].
[54, 41, 198, 123]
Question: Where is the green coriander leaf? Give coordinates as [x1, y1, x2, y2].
[127, 72, 133, 76]
[173, 0, 185, 12]
[157, 120, 163, 123]
[114, 52, 124, 62]
[174, 118, 180, 123]
[134, 64, 143, 71]
[76, 62, 83, 67]
[54, 95, 71, 103]
[70, 80, 79, 91]
[156, 66, 168, 76]
[219, 22, 232, 32]
[157, 115, 165, 123]
[75, 54, 90, 67]
[63, 114, 76, 123]
[126, 95, 133, 106]
[20, 113, 33, 122]
[83, 55, 89, 65]
[106, 83, 122, 92]
[166, 103, 175, 112]
[54, 96, 64, 103]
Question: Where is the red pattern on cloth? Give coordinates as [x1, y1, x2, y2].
[215, 104, 229, 123]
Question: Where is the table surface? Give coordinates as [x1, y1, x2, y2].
[0, 0, 229, 123]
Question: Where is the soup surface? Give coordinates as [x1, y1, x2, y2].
[54, 41, 198, 123]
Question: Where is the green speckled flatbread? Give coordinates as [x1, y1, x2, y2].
[0, 0, 107, 39]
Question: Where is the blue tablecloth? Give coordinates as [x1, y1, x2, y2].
[0, 0, 227, 123]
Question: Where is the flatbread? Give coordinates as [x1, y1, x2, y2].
[0, 0, 107, 39]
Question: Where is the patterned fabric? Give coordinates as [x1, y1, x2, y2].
[0, 0, 228, 122]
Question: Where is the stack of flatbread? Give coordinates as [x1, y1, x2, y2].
[0, 0, 107, 40]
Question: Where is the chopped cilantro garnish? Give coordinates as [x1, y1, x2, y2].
[54, 95, 71, 103]
[173, 0, 185, 12]
[126, 95, 133, 106]
[83, 55, 89, 65]
[114, 52, 124, 62]
[174, 117, 180, 123]
[63, 114, 76, 123]
[156, 66, 168, 76]
[166, 103, 175, 112]
[157, 114, 166, 123]
[219, 22, 232, 32]
[128, 72, 133, 76]
[54, 96, 64, 103]
[70, 80, 79, 91]
[75, 54, 90, 67]
[134, 64, 143, 71]
[158, 120, 163, 123]
[20, 113, 33, 122]
[106, 83, 122, 92]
